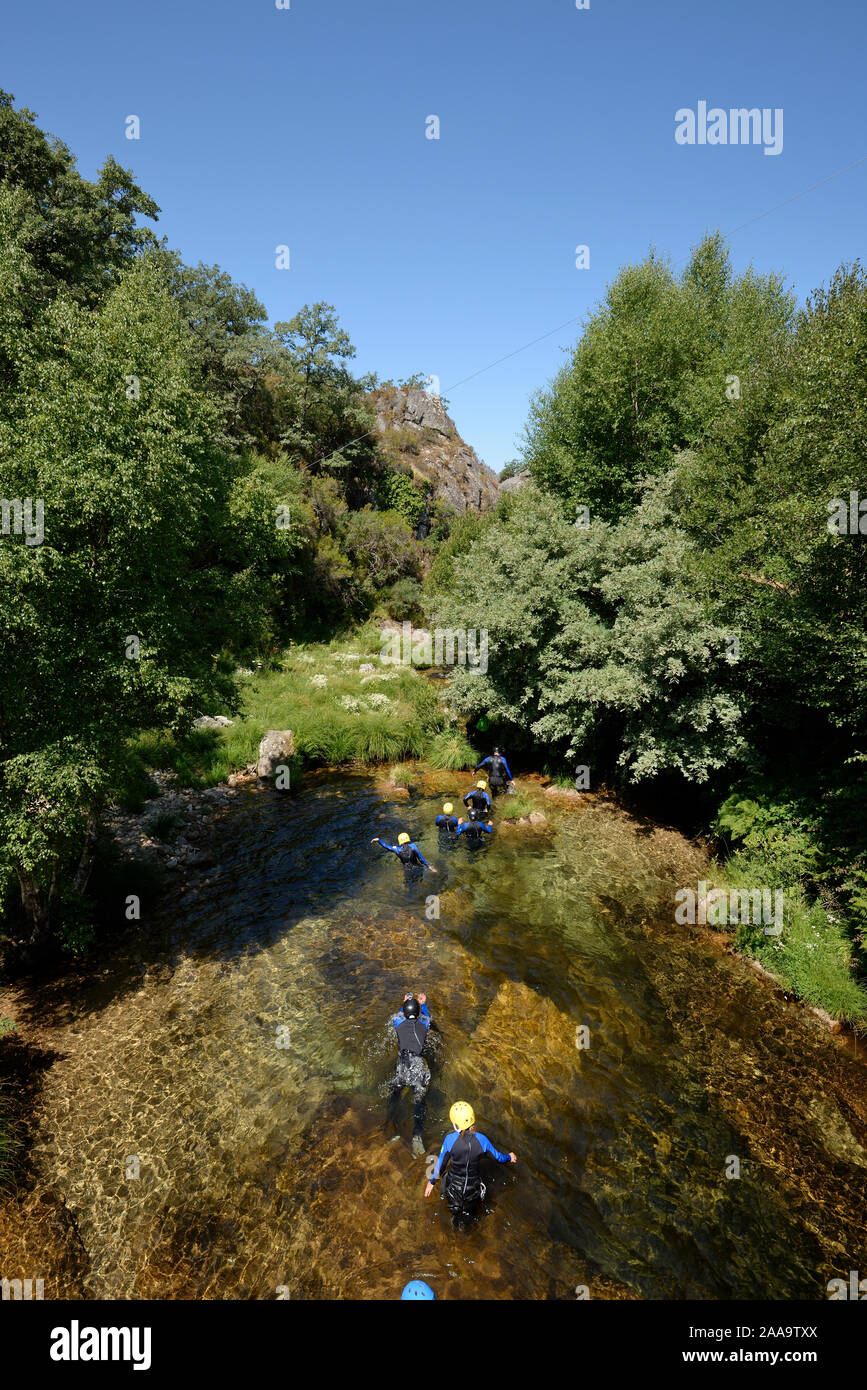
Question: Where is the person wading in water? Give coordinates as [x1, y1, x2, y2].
[474, 748, 514, 798]
[424, 1101, 516, 1230]
[371, 832, 438, 883]
[386, 993, 432, 1158]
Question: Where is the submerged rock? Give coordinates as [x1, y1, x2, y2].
[458, 980, 585, 1118]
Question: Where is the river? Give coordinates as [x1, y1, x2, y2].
[1, 769, 865, 1300]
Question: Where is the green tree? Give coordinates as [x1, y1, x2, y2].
[0, 89, 159, 305]
[674, 262, 867, 747]
[0, 250, 272, 959]
[523, 235, 794, 522]
[273, 301, 355, 441]
[435, 480, 746, 783]
[268, 303, 381, 499]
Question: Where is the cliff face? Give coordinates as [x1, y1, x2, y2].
[371, 385, 499, 518]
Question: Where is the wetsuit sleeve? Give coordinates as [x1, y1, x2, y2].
[502, 758, 513, 780]
[481, 821, 494, 834]
[431, 1129, 457, 1180]
[455, 821, 467, 836]
[410, 843, 432, 868]
[435, 816, 443, 826]
[391, 1012, 404, 1032]
[476, 1133, 510, 1163]
[475, 757, 491, 771]
[462, 791, 473, 805]
[375, 839, 398, 855]
[483, 793, 491, 809]
[420, 1003, 431, 1021]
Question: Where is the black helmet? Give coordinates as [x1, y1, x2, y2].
[402, 997, 420, 1019]
[493, 746, 501, 754]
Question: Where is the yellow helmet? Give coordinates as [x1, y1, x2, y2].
[449, 1101, 475, 1131]
[443, 802, 453, 815]
[476, 780, 487, 790]
[397, 832, 411, 845]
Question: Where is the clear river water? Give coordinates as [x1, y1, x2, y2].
[1, 769, 865, 1300]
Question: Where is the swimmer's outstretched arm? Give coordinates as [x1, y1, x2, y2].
[410, 843, 437, 872]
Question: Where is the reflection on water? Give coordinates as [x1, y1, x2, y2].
[1, 771, 865, 1300]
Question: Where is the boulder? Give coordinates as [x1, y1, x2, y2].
[193, 715, 234, 729]
[544, 784, 583, 800]
[257, 730, 295, 780]
[528, 811, 548, 826]
[498, 468, 531, 494]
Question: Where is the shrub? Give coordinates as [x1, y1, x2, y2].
[426, 730, 476, 771]
[386, 578, 426, 623]
[144, 810, 184, 843]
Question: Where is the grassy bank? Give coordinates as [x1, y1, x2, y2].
[711, 789, 867, 1028]
[127, 625, 477, 797]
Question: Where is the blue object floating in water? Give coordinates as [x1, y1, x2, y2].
[401, 1280, 435, 1300]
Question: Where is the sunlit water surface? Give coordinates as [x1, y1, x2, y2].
[2, 771, 865, 1299]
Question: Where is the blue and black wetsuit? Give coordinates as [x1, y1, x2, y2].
[387, 1003, 431, 1137]
[456, 819, 493, 848]
[435, 813, 459, 841]
[462, 787, 491, 821]
[430, 1128, 511, 1225]
[475, 754, 513, 795]
[374, 838, 432, 883]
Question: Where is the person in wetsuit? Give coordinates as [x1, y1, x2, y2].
[475, 748, 514, 797]
[424, 1101, 516, 1229]
[386, 993, 432, 1158]
[462, 780, 492, 822]
[456, 817, 493, 847]
[435, 802, 459, 840]
[371, 832, 437, 883]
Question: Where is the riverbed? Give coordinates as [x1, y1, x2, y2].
[1, 771, 865, 1300]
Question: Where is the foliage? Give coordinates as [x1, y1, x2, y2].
[523, 235, 795, 522]
[498, 789, 537, 822]
[674, 262, 867, 745]
[0, 90, 160, 306]
[498, 459, 524, 481]
[0, 250, 255, 955]
[436, 478, 746, 784]
[385, 578, 426, 623]
[425, 509, 492, 593]
[425, 729, 477, 771]
[375, 468, 427, 529]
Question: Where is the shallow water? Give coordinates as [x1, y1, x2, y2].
[2, 771, 866, 1300]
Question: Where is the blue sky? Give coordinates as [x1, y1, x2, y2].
[5, 0, 867, 471]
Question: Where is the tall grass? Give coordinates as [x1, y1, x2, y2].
[499, 789, 537, 822]
[426, 729, 477, 771]
[126, 625, 460, 790]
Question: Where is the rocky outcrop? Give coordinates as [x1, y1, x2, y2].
[371, 385, 499, 520]
[498, 468, 531, 494]
[102, 768, 256, 872]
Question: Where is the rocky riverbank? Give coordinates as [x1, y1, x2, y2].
[102, 766, 262, 873]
